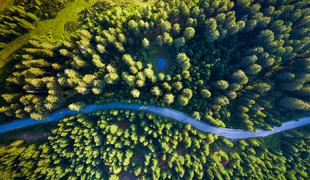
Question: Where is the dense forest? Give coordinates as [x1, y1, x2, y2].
[0, 0, 309, 179]
[1, 0, 309, 130]
[0, 111, 309, 179]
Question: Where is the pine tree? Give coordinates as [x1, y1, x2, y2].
[183, 27, 195, 40]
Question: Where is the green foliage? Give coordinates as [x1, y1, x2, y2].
[176, 52, 191, 70]
[0, 0, 308, 131]
[183, 27, 195, 40]
[64, 21, 79, 33]
[0, 0, 74, 50]
[0, 111, 309, 179]
[142, 38, 150, 48]
[164, 93, 175, 105]
[68, 102, 86, 111]
[0, 0, 309, 178]
[201, 89, 211, 98]
[131, 89, 140, 98]
[279, 97, 310, 111]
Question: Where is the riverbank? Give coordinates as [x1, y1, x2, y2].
[0, 102, 309, 140]
[0, 122, 56, 145]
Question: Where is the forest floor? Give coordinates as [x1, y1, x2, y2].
[0, 122, 57, 145]
[261, 134, 282, 149]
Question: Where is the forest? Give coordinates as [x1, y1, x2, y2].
[0, 0, 73, 50]
[0, 0, 309, 179]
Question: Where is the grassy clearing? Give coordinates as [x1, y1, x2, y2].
[0, 0, 100, 68]
[30, 0, 100, 40]
[0, 0, 14, 12]
[0, 0, 156, 68]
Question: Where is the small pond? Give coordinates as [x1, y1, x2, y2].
[155, 57, 167, 70]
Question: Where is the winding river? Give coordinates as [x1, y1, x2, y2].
[0, 102, 309, 139]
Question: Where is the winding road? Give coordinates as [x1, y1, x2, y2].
[0, 102, 309, 139]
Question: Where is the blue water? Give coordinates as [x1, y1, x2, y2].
[0, 102, 309, 140]
[156, 57, 167, 70]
